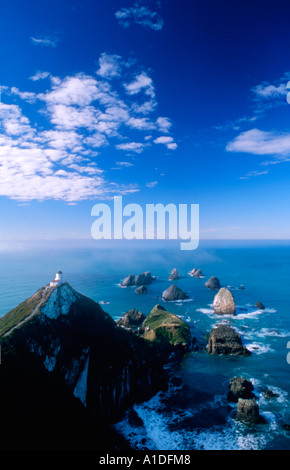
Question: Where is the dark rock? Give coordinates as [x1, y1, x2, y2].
[227, 377, 255, 402]
[117, 308, 145, 329]
[121, 274, 135, 287]
[135, 285, 147, 295]
[204, 276, 221, 290]
[255, 302, 265, 310]
[236, 398, 264, 424]
[134, 272, 153, 286]
[169, 268, 179, 281]
[189, 268, 203, 278]
[121, 272, 154, 287]
[213, 287, 236, 315]
[263, 388, 279, 399]
[207, 324, 251, 356]
[162, 284, 189, 301]
[0, 284, 168, 449]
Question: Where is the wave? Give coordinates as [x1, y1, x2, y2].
[196, 305, 277, 320]
[114, 389, 278, 450]
[244, 342, 273, 355]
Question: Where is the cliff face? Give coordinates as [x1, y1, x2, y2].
[0, 283, 167, 449]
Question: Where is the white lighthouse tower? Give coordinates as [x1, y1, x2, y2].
[50, 270, 64, 287]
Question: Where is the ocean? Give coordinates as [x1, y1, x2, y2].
[0, 239, 290, 450]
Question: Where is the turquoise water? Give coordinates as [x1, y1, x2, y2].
[0, 239, 290, 450]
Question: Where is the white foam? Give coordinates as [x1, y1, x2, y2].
[196, 308, 214, 315]
[256, 327, 290, 338]
[245, 342, 273, 355]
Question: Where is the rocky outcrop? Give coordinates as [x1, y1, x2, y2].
[169, 268, 179, 280]
[189, 268, 203, 278]
[204, 276, 221, 290]
[135, 285, 147, 295]
[162, 284, 189, 301]
[121, 274, 135, 287]
[135, 272, 154, 286]
[236, 398, 264, 424]
[139, 304, 191, 357]
[213, 288, 236, 315]
[117, 308, 145, 330]
[207, 324, 251, 356]
[262, 388, 279, 399]
[121, 272, 154, 287]
[255, 301, 265, 310]
[0, 283, 167, 449]
[227, 377, 255, 402]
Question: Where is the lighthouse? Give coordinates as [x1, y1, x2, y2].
[50, 270, 64, 287]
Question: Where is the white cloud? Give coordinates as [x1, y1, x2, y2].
[127, 116, 156, 130]
[132, 99, 157, 115]
[124, 72, 155, 98]
[226, 128, 290, 159]
[156, 116, 172, 133]
[115, 161, 134, 167]
[29, 71, 51, 81]
[146, 180, 158, 188]
[97, 53, 122, 79]
[115, 2, 164, 31]
[0, 103, 35, 137]
[252, 82, 287, 99]
[240, 170, 268, 180]
[10, 87, 37, 103]
[0, 51, 176, 202]
[116, 142, 148, 153]
[47, 104, 101, 130]
[39, 74, 102, 107]
[153, 135, 177, 150]
[30, 36, 58, 47]
[111, 161, 134, 170]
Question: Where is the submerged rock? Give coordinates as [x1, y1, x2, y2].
[262, 388, 279, 399]
[207, 324, 251, 356]
[204, 276, 221, 290]
[169, 268, 179, 281]
[213, 287, 236, 315]
[162, 284, 189, 301]
[227, 377, 255, 402]
[236, 398, 264, 424]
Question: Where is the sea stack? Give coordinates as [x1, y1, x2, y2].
[121, 274, 135, 287]
[207, 324, 251, 356]
[236, 398, 264, 424]
[227, 377, 255, 402]
[162, 284, 189, 301]
[189, 268, 203, 278]
[204, 276, 221, 290]
[213, 287, 236, 315]
[169, 268, 179, 280]
[117, 308, 145, 329]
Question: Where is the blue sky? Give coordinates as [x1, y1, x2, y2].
[1, 0, 290, 242]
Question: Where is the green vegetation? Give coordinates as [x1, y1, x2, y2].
[0, 286, 51, 337]
[141, 304, 191, 347]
